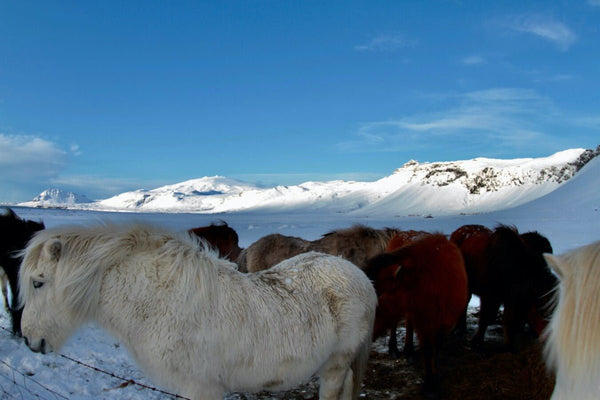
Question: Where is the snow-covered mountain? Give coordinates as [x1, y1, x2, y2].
[20, 147, 599, 216]
[20, 188, 92, 207]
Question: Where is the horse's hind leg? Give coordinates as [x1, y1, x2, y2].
[472, 294, 500, 349]
[318, 353, 354, 400]
[388, 321, 402, 359]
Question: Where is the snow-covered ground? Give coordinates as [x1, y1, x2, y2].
[0, 157, 598, 399]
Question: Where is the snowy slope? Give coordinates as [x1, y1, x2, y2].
[20, 148, 597, 216]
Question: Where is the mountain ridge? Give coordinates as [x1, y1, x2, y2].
[19, 147, 599, 216]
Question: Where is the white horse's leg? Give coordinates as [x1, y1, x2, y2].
[318, 354, 354, 400]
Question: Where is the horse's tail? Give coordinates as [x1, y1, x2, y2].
[351, 332, 371, 400]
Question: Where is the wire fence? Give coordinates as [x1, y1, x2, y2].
[0, 325, 189, 400]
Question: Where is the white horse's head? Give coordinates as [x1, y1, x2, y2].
[19, 229, 106, 354]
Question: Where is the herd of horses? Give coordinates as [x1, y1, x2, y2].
[1, 206, 599, 399]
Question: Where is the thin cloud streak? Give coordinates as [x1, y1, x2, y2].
[355, 33, 417, 52]
[504, 14, 577, 51]
[337, 88, 559, 155]
[461, 55, 486, 65]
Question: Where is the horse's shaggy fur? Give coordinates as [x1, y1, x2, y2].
[240, 225, 399, 273]
[19, 223, 377, 400]
[544, 241, 600, 400]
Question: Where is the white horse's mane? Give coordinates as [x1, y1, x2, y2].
[19, 223, 223, 322]
[544, 240, 600, 397]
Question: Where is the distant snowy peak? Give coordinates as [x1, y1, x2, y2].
[24, 188, 92, 206]
[96, 176, 260, 210]
[390, 148, 596, 194]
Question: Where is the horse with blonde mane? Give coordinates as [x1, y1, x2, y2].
[19, 224, 377, 400]
[544, 241, 600, 400]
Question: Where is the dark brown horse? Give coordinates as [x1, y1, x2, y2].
[0, 207, 45, 335]
[365, 234, 468, 394]
[238, 224, 399, 273]
[449, 224, 493, 333]
[188, 222, 242, 262]
[451, 224, 556, 351]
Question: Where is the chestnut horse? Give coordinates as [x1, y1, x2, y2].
[238, 225, 399, 273]
[0, 207, 45, 336]
[366, 230, 430, 358]
[365, 234, 468, 394]
[188, 221, 242, 262]
[451, 224, 556, 351]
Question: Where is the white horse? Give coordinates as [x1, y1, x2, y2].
[19, 223, 377, 400]
[544, 241, 600, 400]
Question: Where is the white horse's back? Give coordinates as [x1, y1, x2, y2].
[19, 224, 376, 400]
[544, 241, 600, 400]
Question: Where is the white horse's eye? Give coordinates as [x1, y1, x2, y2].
[32, 280, 44, 289]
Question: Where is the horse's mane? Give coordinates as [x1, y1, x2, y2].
[545, 241, 600, 392]
[20, 223, 223, 322]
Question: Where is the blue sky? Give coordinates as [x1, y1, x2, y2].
[1, 1, 599, 202]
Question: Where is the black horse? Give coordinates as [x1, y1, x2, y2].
[0, 207, 44, 336]
[471, 225, 557, 352]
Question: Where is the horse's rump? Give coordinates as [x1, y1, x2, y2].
[311, 225, 399, 269]
[239, 233, 310, 273]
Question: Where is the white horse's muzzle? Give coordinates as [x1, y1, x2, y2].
[24, 336, 52, 354]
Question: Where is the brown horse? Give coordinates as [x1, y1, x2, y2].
[451, 224, 556, 351]
[0, 207, 45, 336]
[365, 234, 468, 394]
[239, 224, 399, 273]
[368, 230, 430, 358]
[449, 224, 493, 333]
[188, 221, 242, 262]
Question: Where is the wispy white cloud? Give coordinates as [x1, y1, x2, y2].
[588, 0, 600, 6]
[337, 88, 560, 154]
[504, 14, 577, 51]
[0, 134, 68, 180]
[355, 34, 417, 52]
[461, 55, 486, 65]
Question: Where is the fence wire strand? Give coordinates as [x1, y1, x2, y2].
[0, 324, 189, 399]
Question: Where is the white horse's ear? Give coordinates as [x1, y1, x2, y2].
[544, 253, 564, 279]
[43, 239, 62, 262]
